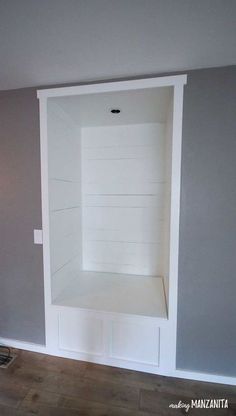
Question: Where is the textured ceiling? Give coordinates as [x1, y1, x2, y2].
[0, 0, 235, 90]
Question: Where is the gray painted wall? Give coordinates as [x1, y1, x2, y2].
[0, 66, 235, 375]
[177, 66, 236, 377]
[0, 89, 45, 344]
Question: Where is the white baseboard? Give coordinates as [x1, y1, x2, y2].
[1, 336, 236, 386]
[0, 337, 46, 354]
[173, 369, 236, 387]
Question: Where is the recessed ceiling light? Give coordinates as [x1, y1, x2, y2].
[110, 109, 121, 114]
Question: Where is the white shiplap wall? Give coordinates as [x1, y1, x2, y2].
[81, 123, 167, 276]
[47, 103, 81, 299]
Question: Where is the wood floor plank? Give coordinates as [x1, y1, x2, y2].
[0, 404, 36, 416]
[140, 388, 193, 415]
[193, 380, 236, 401]
[59, 394, 150, 416]
[84, 362, 160, 390]
[140, 388, 235, 416]
[20, 387, 150, 416]
[0, 349, 49, 387]
[0, 351, 86, 391]
[42, 353, 87, 377]
[8, 348, 86, 376]
[36, 408, 84, 416]
[21, 388, 61, 411]
[0, 378, 29, 408]
[0, 361, 49, 387]
[1, 349, 236, 416]
[38, 372, 140, 410]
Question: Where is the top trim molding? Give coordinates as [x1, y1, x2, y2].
[37, 75, 187, 99]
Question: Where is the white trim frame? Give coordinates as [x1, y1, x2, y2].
[165, 83, 185, 370]
[37, 75, 187, 99]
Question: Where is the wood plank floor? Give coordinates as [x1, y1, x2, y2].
[0, 349, 235, 415]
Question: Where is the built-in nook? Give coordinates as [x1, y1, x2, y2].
[38, 75, 186, 374]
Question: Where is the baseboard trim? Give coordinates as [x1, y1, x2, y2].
[0, 337, 46, 354]
[0, 336, 235, 386]
[172, 369, 236, 387]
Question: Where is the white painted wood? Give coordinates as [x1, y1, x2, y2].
[84, 194, 165, 208]
[83, 158, 165, 184]
[50, 208, 81, 242]
[162, 102, 173, 302]
[84, 218, 164, 244]
[50, 208, 81, 278]
[38, 96, 54, 349]
[47, 100, 82, 300]
[83, 241, 163, 276]
[82, 123, 165, 148]
[110, 320, 160, 365]
[37, 75, 187, 98]
[48, 88, 172, 127]
[84, 206, 164, 235]
[58, 310, 104, 355]
[160, 84, 185, 372]
[0, 337, 47, 353]
[49, 180, 80, 211]
[83, 141, 165, 160]
[50, 233, 80, 275]
[84, 180, 165, 195]
[33, 229, 43, 245]
[51, 257, 80, 302]
[84, 161, 165, 186]
[37, 75, 191, 380]
[81, 123, 167, 276]
[54, 271, 167, 318]
[47, 102, 81, 182]
[172, 369, 236, 387]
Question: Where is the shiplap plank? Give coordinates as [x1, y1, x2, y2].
[83, 207, 164, 244]
[51, 256, 80, 301]
[84, 227, 163, 245]
[83, 193, 164, 208]
[84, 206, 164, 227]
[48, 104, 82, 285]
[50, 208, 81, 240]
[84, 181, 165, 195]
[82, 123, 165, 148]
[48, 104, 80, 182]
[83, 241, 163, 276]
[83, 140, 165, 160]
[51, 232, 80, 274]
[81, 123, 166, 276]
[49, 180, 80, 211]
[83, 157, 165, 184]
